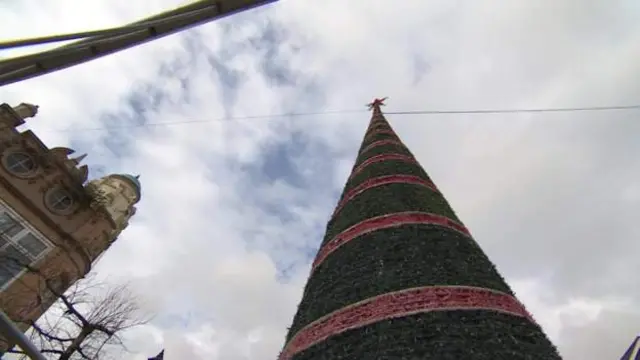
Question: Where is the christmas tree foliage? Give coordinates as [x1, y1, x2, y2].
[279, 99, 562, 360]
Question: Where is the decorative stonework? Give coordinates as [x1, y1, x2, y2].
[85, 182, 110, 210]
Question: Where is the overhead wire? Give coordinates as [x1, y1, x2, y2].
[386, 104, 640, 115]
[44, 109, 367, 132]
[40, 104, 640, 133]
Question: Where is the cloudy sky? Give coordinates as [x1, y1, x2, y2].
[2, 0, 640, 359]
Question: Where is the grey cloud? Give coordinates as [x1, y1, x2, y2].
[207, 55, 246, 112]
[249, 20, 298, 87]
[411, 54, 431, 86]
[557, 309, 640, 359]
[466, 112, 640, 302]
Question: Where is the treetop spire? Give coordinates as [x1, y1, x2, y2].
[367, 97, 388, 111]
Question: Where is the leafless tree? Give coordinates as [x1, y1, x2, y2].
[1, 253, 152, 360]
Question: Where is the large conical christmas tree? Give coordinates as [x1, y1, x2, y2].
[279, 98, 562, 360]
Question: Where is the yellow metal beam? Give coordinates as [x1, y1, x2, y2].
[0, 0, 278, 87]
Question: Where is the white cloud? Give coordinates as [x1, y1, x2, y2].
[1, 0, 639, 359]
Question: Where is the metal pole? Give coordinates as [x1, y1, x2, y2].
[0, 0, 279, 87]
[0, 5, 215, 71]
[0, 6, 215, 50]
[0, 310, 46, 360]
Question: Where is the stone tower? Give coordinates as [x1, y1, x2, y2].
[86, 173, 141, 240]
[0, 102, 141, 351]
[279, 99, 562, 359]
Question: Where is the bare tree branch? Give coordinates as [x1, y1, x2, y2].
[2, 252, 151, 360]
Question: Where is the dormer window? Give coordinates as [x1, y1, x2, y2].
[45, 188, 74, 214]
[3, 152, 37, 177]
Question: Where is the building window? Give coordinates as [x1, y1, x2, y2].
[17, 233, 48, 258]
[45, 188, 74, 214]
[0, 212, 25, 237]
[3, 152, 37, 176]
[0, 210, 51, 290]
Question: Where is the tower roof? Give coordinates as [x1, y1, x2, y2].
[279, 99, 561, 359]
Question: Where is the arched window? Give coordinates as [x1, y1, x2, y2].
[3, 152, 37, 176]
[45, 188, 74, 213]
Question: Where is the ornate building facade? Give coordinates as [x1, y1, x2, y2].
[0, 102, 141, 351]
[279, 99, 562, 359]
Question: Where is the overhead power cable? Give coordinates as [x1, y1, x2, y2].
[386, 104, 640, 115]
[46, 110, 366, 132]
[41, 104, 640, 133]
